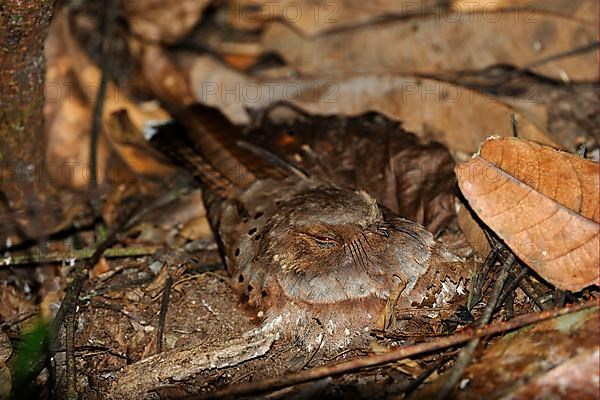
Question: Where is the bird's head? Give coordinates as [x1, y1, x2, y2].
[262, 186, 435, 304]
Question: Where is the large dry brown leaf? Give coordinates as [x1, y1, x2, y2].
[226, 0, 436, 36]
[104, 110, 176, 178]
[415, 307, 600, 399]
[456, 137, 599, 291]
[262, 11, 598, 82]
[227, 0, 598, 36]
[190, 56, 558, 154]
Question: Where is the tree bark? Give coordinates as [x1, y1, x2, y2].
[0, 0, 55, 243]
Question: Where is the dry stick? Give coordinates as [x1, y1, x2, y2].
[434, 253, 515, 400]
[76, 51, 135, 392]
[467, 243, 500, 311]
[3, 245, 161, 266]
[553, 290, 567, 308]
[191, 299, 596, 400]
[88, 0, 119, 194]
[504, 290, 515, 320]
[497, 271, 518, 320]
[156, 275, 173, 354]
[511, 113, 518, 137]
[519, 274, 552, 311]
[494, 267, 529, 313]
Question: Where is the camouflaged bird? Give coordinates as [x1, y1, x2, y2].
[154, 105, 466, 351]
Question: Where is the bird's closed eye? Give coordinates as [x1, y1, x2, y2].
[312, 235, 338, 248]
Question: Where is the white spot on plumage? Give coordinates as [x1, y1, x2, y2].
[326, 319, 336, 335]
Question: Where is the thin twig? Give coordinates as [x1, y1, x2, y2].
[553, 290, 567, 308]
[88, 0, 119, 196]
[156, 275, 173, 354]
[190, 299, 596, 400]
[467, 243, 501, 311]
[519, 274, 552, 311]
[53, 345, 132, 363]
[434, 253, 515, 400]
[495, 266, 529, 312]
[2, 245, 161, 266]
[504, 289, 515, 320]
[511, 113, 518, 137]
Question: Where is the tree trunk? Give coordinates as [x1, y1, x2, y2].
[0, 0, 55, 243]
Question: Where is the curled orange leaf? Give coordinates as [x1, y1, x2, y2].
[456, 137, 599, 291]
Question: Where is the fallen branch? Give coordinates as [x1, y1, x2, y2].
[107, 327, 280, 399]
[195, 300, 597, 399]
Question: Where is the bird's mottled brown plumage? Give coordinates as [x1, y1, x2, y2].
[155, 105, 465, 350]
